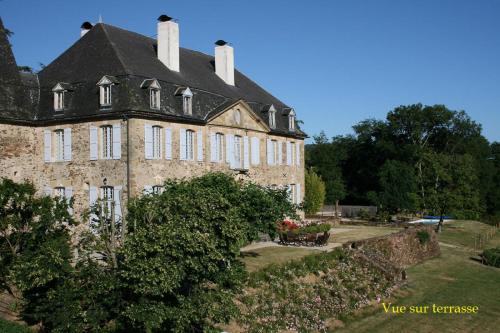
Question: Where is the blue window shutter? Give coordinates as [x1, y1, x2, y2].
[89, 126, 98, 160]
[179, 128, 187, 160]
[266, 139, 273, 165]
[296, 142, 301, 166]
[243, 136, 250, 170]
[228, 135, 235, 169]
[251, 137, 260, 165]
[43, 186, 52, 197]
[112, 124, 121, 159]
[277, 141, 283, 165]
[145, 124, 153, 159]
[210, 132, 217, 162]
[44, 130, 52, 162]
[225, 134, 231, 163]
[296, 183, 301, 204]
[65, 187, 73, 214]
[89, 186, 98, 224]
[64, 128, 72, 161]
[165, 128, 172, 160]
[197, 130, 203, 161]
[286, 142, 292, 165]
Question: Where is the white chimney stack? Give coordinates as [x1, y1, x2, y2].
[215, 40, 235, 86]
[157, 15, 180, 72]
[80, 22, 93, 38]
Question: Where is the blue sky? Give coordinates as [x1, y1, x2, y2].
[1, 0, 499, 143]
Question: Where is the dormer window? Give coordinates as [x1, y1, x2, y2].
[52, 82, 72, 111]
[269, 110, 276, 129]
[182, 87, 193, 115]
[97, 75, 118, 108]
[141, 79, 161, 110]
[288, 109, 296, 131]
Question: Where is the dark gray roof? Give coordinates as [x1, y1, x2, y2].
[2, 21, 305, 137]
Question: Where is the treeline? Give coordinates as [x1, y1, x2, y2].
[306, 104, 500, 219]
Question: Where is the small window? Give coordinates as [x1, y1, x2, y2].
[101, 125, 113, 159]
[100, 85, 112, 107]
[185, 129, 194, 160]
[152, 185, 163, 194]
[269, 111, 276, 129]
[152, 126, 162, 159]
[54, 129, 65, 161]
[234, 135, 242, 168]
[215, 133, 224, 162]
[150, 88, 160, 109]
[54, 91, 65, 111]
[289, 114, 295, 131]
[182, 87, 193, 115]
[54, 187, 65, 197]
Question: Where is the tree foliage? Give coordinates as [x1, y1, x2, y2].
[303, 169, 326, 214]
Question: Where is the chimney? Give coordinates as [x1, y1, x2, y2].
[214, 40, 234, 86]
[80, 22, 93, 37]
[157, 15, 180, 72]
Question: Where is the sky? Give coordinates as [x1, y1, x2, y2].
[1, 0, 499, 143]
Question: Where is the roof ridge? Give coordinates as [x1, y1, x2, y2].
[99, 24, 130, 76]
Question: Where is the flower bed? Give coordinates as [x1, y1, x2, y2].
[277, 220, 331, 246]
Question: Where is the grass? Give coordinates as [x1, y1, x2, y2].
[0, 318, 33, 333]
[333, 220, 500, 333]
[438, 220, 499, 248]
[329, 225, 401, 244]
[240, 246, 319, 272]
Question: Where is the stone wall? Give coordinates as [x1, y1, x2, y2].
[344, 226, 441, 269]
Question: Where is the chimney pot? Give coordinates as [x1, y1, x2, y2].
[215, 41, 235, 86]
[80, 21, 93, 37]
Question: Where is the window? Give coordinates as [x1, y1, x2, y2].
[54, 91, 65, 111]
[54, 129, 65, 161]
[289, 184, 296, 203]
[101, 125, 113, 159]
[182, 87, 193, 115]
[215, 133, 224, 162]
[290, 142, 296, 166]
[100, 186, 114, 217]
[271, 139, 277, 164]
[269, 110, 276, 129]
[234, 135, 242, 168]
[150, 88, 160, 109]
[100, 85, 112, 107]
[289, 113, 296, 131]
[152, 126, 162, 159]
[152, 185, 163, 194]
[54, 187, 65, 197]
[185, 129, 194, 160]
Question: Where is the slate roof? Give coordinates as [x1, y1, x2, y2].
[1, 20, 305, 137]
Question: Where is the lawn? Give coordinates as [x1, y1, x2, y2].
[240, 246, 319, 272]
[438, 220, 499, 249]
[329, 225, 401, 244]
[333, 220, 500, 333]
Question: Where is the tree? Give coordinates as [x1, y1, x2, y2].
[376, 160, 418, 214]
[303, 169, 326, 215]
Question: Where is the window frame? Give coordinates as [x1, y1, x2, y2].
[290, 141, 296, 166]
[152, 185, 163, 194]
[271, 139, 278, 165]
[215, 132, 224, 162]
[100, 185, 114, 218]
[234, 135, 242, 169]
[101, 125, 113, 159]
[54, 129, 65, 161]
[100, 84, 112, 107]
[150, 88, 161, 110]
[152, 125, 162, 159]
[269, 110, 276, 129]
[289, 114, 296, 131]
[54, 90, 65, 111]
[54, 187, 65, 198]
[185, 129, 194, 160]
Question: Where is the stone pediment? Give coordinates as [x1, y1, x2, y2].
[207, 100, 269, 132]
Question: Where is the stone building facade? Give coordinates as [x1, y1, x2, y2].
[0, 15, 305, 219]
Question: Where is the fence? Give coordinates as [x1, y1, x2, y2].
[319, 205, 377, 218]
[473, 223, 500, 251]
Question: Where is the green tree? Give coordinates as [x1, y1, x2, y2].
[303, 169, 326, 215]
[376, 160, 418, 214]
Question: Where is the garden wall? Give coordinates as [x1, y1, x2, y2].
[345, 226, 441, 269]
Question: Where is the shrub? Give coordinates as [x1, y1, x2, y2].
[417, 230, 430, 245]
[0, 319, 33, 333]
[303, 169, 326, 215]
[358, 208, 370, 220]
[482, 247, 500, 268]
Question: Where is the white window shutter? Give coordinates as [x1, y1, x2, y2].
[89, 186, 98, 223]
[251, 137, 260, 165]
[89, 126, 98, 160]
[44, 130, 52, 162]
[143, 185, 153, 194]
[296, 183, 301, 204]
[99, 86, 104, 105]
[286, 142, 292, 165]
[112, 124, 121, 159]
[277, 141, 283, 165]
[226, 134, 232, 164]
[179, 128, 187, 160]
[63, 128, 72, 161]
[114, 186, 122, 222]
[197, 130, 203, 161]
[243, 136, 250, 169]
[210, 132, 217, 162]
[228, 135, 235, 169]
[296, 142, 301, 166]
[266, 139, 273, 165]
[65, 187, 73, 214]
[165, 128, 172, 160]
[145, 124, 153, 159]
[43, 186, 52, 196]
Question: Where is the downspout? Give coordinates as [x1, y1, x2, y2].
[125, 115, 130, 202]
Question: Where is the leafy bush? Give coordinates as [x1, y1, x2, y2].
[358, 208, 370, 220]
[303, 169, 326, 215]
[482, 247, 500, 268]
[417, 230, 430, 245]
[0, 319, 33, 333]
